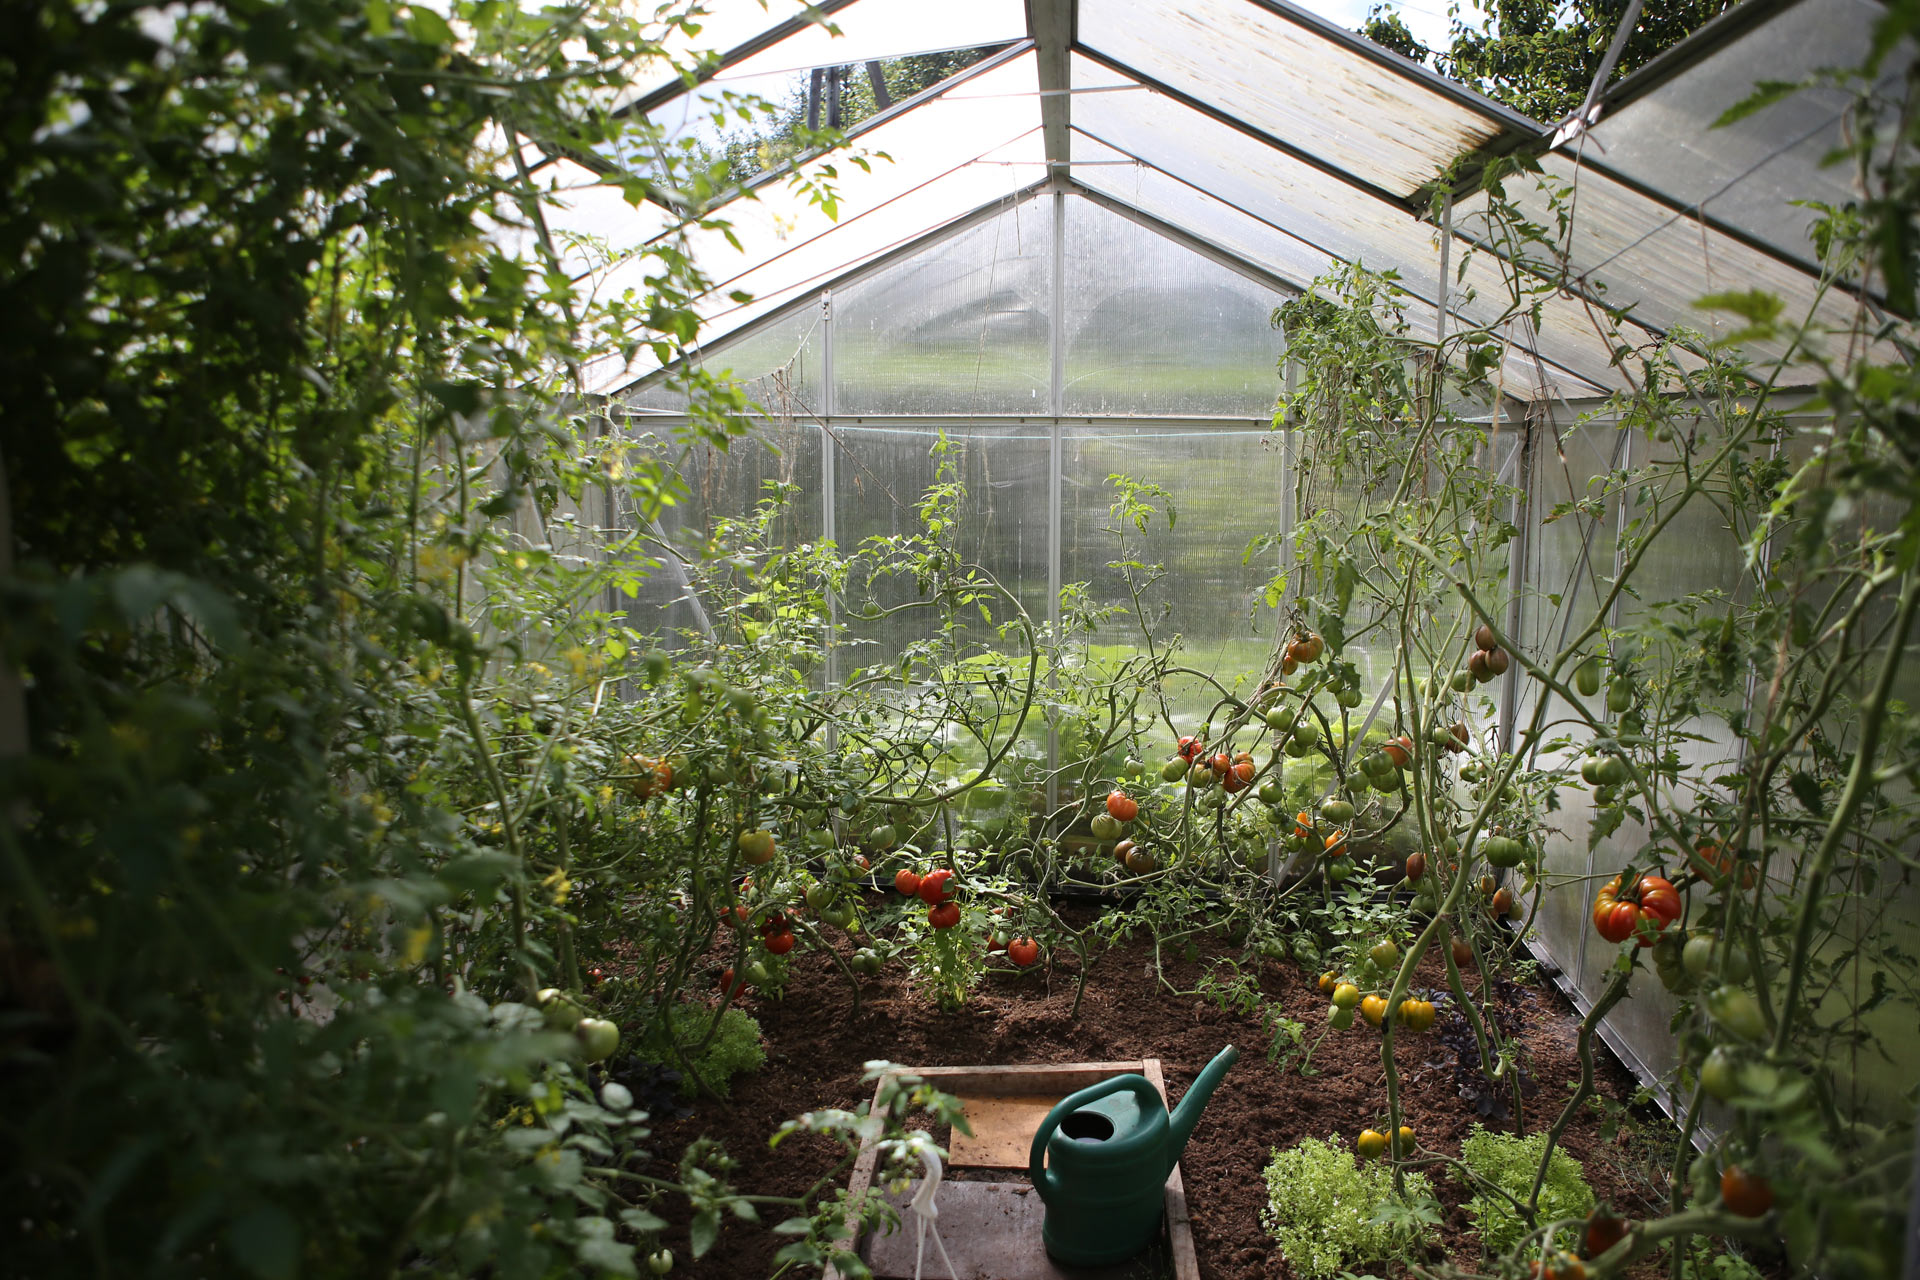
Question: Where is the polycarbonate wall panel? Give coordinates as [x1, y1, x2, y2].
[1078, 0, 1511, 199]
[834, 199, 1052, 414]
[1588, 0, 1902, 270]
[1061, 423, 1287, 735]
[1517, 421, 1626, 991]
[1063, 198, 1286, 416]
[830, 422, 1053, 673]
[617, 415, 826, 649]
[624, 305, 824, 413]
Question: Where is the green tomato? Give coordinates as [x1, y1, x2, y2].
[804, 883, 836, 912]
[1575, 656, 1601, 697]
[647, 1248, 675, 1275]
[1319, 798, 1355, 825]
[820, 902, 857, 930]
[1257, 779, 1285, 805]
[1700, 1046, 1741, 1101]
[1326, 858, 1353, 883]
[575, 1017, 620, 1063]
[1122, 757, 1146, 779]
[1682, 932, 1719, 982]
[1264, 706, 1293, 731]
[1328, 1004, 1356, 1030]
[537, 988, 584, 1031]
[1369, 940, 1401, 969]
[1090, 813, 1124, 841]
[1706, 985, 1767, 1041]
[1608, 681, 1634, 713]
[1161, 756, 1189, 783]
[869, 823, 898, 850]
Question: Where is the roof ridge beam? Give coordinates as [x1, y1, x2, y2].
[1026, 0, 1074, 180]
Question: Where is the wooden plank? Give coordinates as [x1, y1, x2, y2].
[1140, 1059, 1201, 1280]
[825, 1061, 1199, 1280]
[947, 1093, 1063, 1169]
[861, 1181, 1167, 1280]
[901, 1061, 1148, 1095]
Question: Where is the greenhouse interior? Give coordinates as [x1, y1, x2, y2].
[5, 0, 1919, 1277]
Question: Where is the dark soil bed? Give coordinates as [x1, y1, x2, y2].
[629, 901, 1674, 1280]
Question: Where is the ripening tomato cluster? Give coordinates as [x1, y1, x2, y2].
[893, 866, 961, 929]
[1316, 959, 1437, 1034]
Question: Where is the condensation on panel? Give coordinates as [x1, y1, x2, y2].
[1067, 54, 1630, 397]
[1518, 422, 1625, 988]
[1062, 197, 1286, 416]
[1077, 0, 1510, 199]
[615, 415, 826, 649]
[1060, 422, 1287, 733]
[626, 305, 827, 414]
[833, 199, 1052, 414]
[829, 422, 1052, 663]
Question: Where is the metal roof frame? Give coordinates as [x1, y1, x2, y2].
[572, 0, 1883, 405]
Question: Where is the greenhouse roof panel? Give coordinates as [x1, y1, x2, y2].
[623, 0, 1029, 171]
[584, 55, 1046, 392]
[1067, 54, 1639, 393]
[1076, 0, 1527, 202]
[1579, 0, 1904, 275]
[1459, 150, 1889, 374]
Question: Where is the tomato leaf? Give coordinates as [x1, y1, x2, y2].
[690, 1207, 720, 1258]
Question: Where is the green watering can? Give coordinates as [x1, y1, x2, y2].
[1027, 1045, 1240, 1266]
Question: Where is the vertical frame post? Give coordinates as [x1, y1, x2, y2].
[821, 292, 840, 705]
[1045, 191, 1066, 817]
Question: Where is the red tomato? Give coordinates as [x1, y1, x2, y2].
[1583, 1210, 1629, 1259]
[1382, 736, 1412, 768]
[927, 902, 961, 930]
[717, 967, 747, 999]
[894, 869, 922, 897]
[1210, 751, 1232, 776]
[1636, 875, 1682, 925]
[1176, 735, 1204, 761]
[763, 930, 796, 956]
[1595, 900, 1640, 944]
[1106, 790, 1139, 823]
[718, 905, 749, 930]
[918, 868, 955, 905]
[1720, 1165, 1773, 1218]
[1007, 938, 1040, 967]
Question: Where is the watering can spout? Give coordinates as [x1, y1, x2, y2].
[1165, 1044, 1239, 1172]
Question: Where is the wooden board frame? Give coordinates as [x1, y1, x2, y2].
[823, 1060, 1200, 1280]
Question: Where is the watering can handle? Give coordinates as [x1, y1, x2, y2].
[1027, 1074, 1164, 1200]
